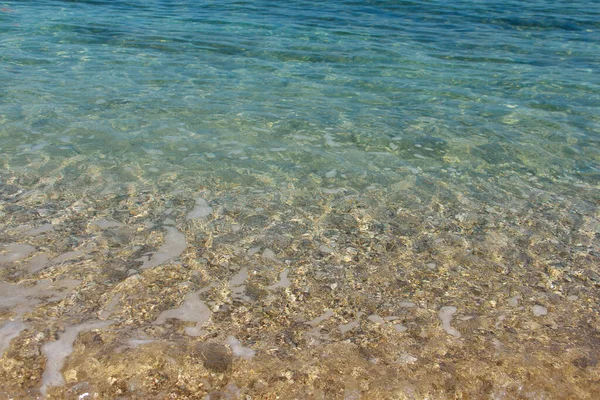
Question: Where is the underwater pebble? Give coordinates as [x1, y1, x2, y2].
[319, 244, 334, 254]
[399, 301, 416, 308]
[325, 169, 337, 178]
[396, 352, 418, 365]
[247, 246, 261, 256]
[143, 148, 164, 155]
[322, 188, 346, 194]
[508, 296, 521, 307]
[532, 305, 548, 317]
[198, 342, 232, 372]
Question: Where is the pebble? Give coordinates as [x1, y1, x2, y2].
[532, 305, 548, 317]
[396, 352, 418, 365]
[319, 244, 334, 254]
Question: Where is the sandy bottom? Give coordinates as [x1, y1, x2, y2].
[1, 170, 599, 399]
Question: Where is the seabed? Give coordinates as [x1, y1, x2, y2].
[1, 157, 599, 399]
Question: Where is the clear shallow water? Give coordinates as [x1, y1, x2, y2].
[1, 1, 600, 398]
[2, 0, 599, 192]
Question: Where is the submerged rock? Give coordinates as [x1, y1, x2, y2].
[197, 342, 233, 373]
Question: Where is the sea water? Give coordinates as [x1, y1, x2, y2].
[1, 0, 599, 398]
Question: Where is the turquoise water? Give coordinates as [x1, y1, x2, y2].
[1, 1, 600, 398]
[2, 0, 599, 195]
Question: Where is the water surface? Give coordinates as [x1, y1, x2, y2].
[1, 1, 599, 398]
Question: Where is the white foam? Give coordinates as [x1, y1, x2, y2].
[0, 243, 36, 263]
[0, 279, 80, 316]
[324, 132, 341, 147]
[153, 289, 211, 337]
[99, 293, 122, 320]
[267, 269, 290, 290]
[367, 315, 385, 324]
[40, 320, 113, 395]
[125, 338, 157, 348]
[229, 268, 250, 301]
[92, 219, 124, 229]
[339, 320, 360, 334]
[138, 226, 187, 269]
[308, 310, 334, 327]
[262, 248, 282, 264]
[25, 224, 55, 236]
[229, 268, 248, 287]
[226, 336, 255, 359]
[28, 253, 50, 273]
[52, 250, 84, 264]
[438, 306, 461, 338]
[186, 197, 213, 220]
[0, 321, 28, 357]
